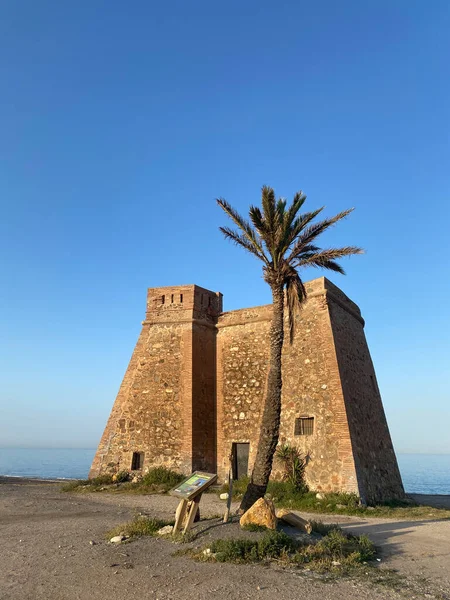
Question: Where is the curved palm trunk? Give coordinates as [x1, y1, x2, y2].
[240, 284, 285, 512]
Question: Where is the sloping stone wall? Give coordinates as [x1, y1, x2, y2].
[328, 286, 405, 503]
[90, 277, 404, 502]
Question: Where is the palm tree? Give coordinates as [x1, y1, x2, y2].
[217, 186, 362, 512]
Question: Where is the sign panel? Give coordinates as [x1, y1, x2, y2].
[169, 471, 217, 500]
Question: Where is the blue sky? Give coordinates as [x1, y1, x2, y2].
[1, 1, 449, 454]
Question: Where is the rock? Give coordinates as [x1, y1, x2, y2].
[367, 506, 375, 511]
[332, 560, 341, 566]
[89, 540, 96, 545]
[240, 497, 277, 530]
[219, 493, 229, 500]
[157, 525, 174, 536]
[110, 535, 126, 543]
[336, 504, 346, 509]
[276, 509, 312, 534]
[316, 492, 325, 500]
[203, 548, 212, 556]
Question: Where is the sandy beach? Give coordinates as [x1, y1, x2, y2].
[1, 477, 449, 600]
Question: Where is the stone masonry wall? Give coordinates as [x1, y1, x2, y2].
[328, 281, 405, 503]
[89, 319, 188, 478]
[277, 280, 359, 493]
[89, 284, 221, 478]
[216, 278, 359, 494]
[216, 307, 271, 479]
[91, 277, 403, 502]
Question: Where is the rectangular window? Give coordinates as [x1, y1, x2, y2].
[294, 417, 314, 436]
[131, 452, 144, 470]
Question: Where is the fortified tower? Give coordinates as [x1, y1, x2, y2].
[89, 285, 222, 478]
[90, 278, 404, 504]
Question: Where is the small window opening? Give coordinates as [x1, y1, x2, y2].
[161, 295, 165, 305]
[131, 452, 144, 470]
[180, 293, 183, 303]
[201, 293, 204, 305]
[171, 294, 174, 303]
[208, 296, 211, 307]
[294, 417, 314, 436]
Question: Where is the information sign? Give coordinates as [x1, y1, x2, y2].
[169, 471, 217, 500]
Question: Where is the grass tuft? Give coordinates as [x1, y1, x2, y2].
[61, 467, 184, 495]
[220, 478, 450, 520]
[107, 516, 171, 540]
[198, 527, 375, 572]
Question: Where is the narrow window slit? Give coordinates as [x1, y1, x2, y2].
[131, 452, 144, 470]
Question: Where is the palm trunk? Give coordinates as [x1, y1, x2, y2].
[240, 284, 285, 512]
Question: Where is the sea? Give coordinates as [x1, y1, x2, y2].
[0, 449, 449, 495]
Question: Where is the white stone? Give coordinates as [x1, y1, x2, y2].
[321, 384, 327, 389]
[157, 525, 174, 536]
[239, 412, 245, 420]
[220, 493, 229, 500]
[203, 548, 212, 556]
[304, 359, 310, 364]
[332, 560, 341, 566]
[315, 492, 325, 500]
[110, 535, 126, 543]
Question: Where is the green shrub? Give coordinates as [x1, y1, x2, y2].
[208, 531, 297, 563]
[309, 520, 341, 536]
[211, 538, 260, 563]
[141, 467, 184, 488]
[241, 523, 268, 532]
[257, 530, 296, 558]
[107, 516, 171, 539]
[90, 474, 114, 486]
[115, 470, 130, 483]
[61, 479, 89, 492]
[295, 529, 376, 567]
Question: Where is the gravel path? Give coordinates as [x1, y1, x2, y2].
[1, 478, 449, 600]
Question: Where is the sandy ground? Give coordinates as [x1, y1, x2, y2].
[1, 478, 449, 600]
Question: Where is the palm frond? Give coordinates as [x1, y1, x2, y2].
[219, 227, 269, 262]
[288, 208, 354, 261]
[281, 208, 324, 256]
[274, 192, 307, 258]
[261, 186, 276, 231]
[249, 205, 268, 237]
[295, 246, 363, 273]
[217, 198, 268, 264]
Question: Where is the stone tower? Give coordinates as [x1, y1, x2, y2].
[90, 278, 404, 504]
[89, 285, 222, 478]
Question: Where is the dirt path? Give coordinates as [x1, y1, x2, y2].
[1, 479, 449, 600]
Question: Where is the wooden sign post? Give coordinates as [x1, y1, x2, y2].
[223, 451, 234, 523]
[169, 471, 217, 535]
